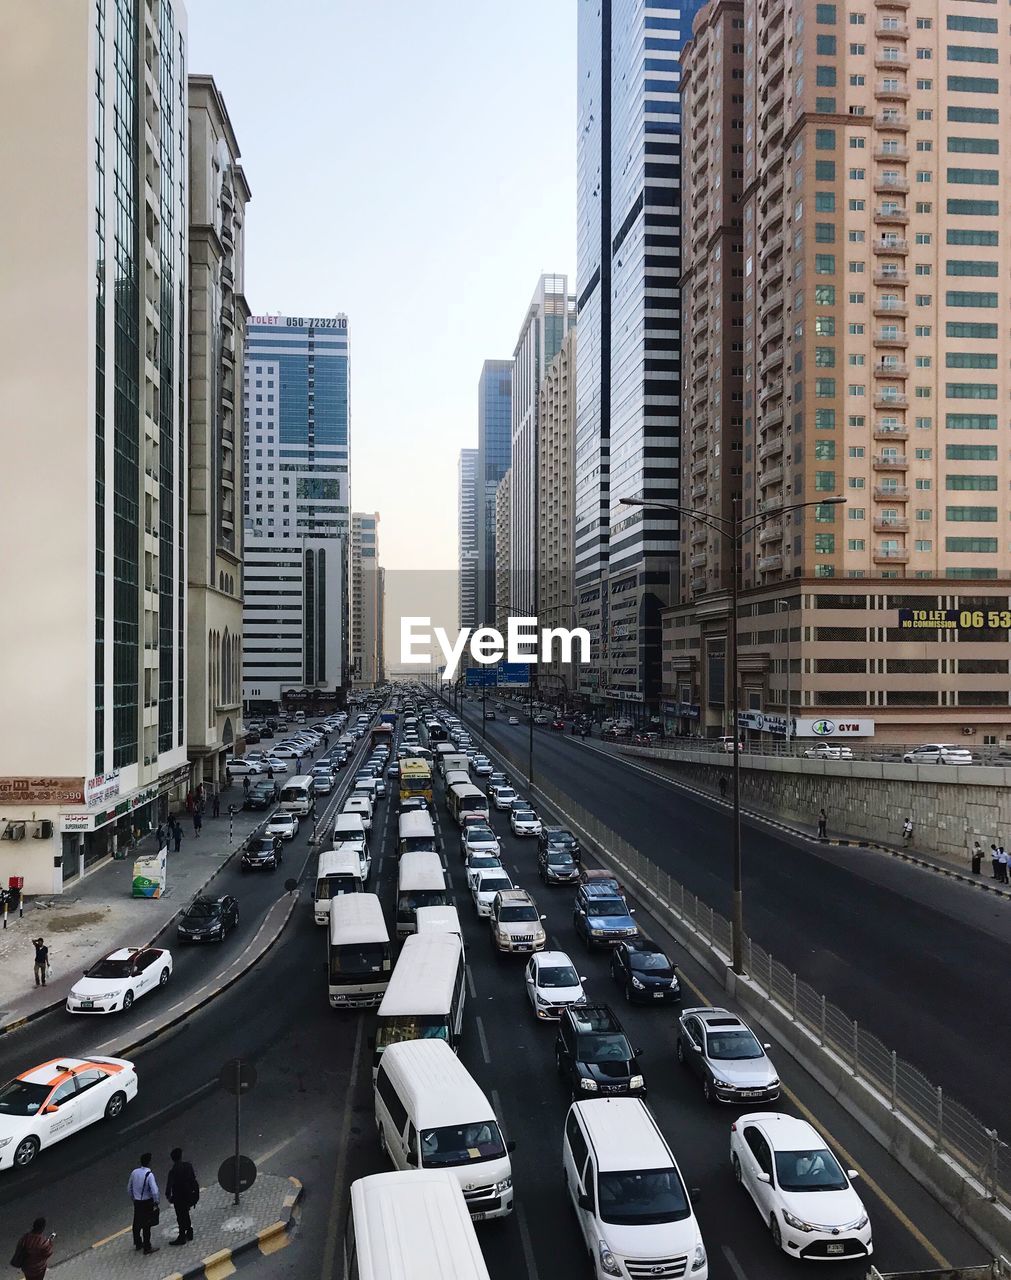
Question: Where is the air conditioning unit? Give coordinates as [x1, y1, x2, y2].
[32, 820, 54, 840]
[2, 822, 26, 842]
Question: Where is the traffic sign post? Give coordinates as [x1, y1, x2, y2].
[219, 1059, 257, 1205]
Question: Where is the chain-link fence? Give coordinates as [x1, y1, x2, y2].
[487, 732, 1010, 1212]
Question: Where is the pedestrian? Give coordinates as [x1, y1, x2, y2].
[127, 1153, 160, 1255]
[902, 817, 913, 847]
[267, 766, 274, 781]
[243, 776, 250, 797]
[192, 809, 202, 837]
[295, 754, 302, 772]
[10, 1217, 56, 1279]
[970, 841, 983, 876]
[185, 790, 194, 813]
[817, 808, 828, 840]
[991, 844, 1001, 879]
[225, 766, 233, 789]
[166, 1147, 199, 1246]
[172, 820, 183, 854]
[212, 791, 220, 819]
[31, 938, 49, 989]
[1000, 845, 1010, 885]
[719, 775, 728, 799]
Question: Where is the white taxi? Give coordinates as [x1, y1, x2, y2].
[67, 947, 173, 1015]
[0, 1056, 138, 1170]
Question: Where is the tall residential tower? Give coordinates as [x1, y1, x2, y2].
[458, 448, 479, 632]
[476, 360, 513, 627]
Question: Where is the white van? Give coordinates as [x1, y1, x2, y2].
[447, 782, 489, 827]
[374, 1039, 514, 1220]
[439, 751, 470, 779]
[334, 812, 367, 846]
[444, 769, 471, 794]
[416, 904, 464, 954]
[343, 795, 373, 834]
[562, 1098, 708, 1278]
[396, 849, 449, 939]
[397, 810, 438, 858]
[313, 848, 364, 925]
[328, 894, 392, 1009]
[344, 1171, 490, 1280]
[278, 775, 316, 815]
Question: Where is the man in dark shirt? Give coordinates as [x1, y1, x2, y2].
[32, 939, 49, 988]
[166, 1147, 199, 1245]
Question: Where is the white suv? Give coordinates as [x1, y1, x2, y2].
[902, 743, 973, 766]
[490, 889, 546, 955]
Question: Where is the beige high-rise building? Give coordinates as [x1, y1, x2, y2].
[538, 327, 578, 702]
[351, 513, 383, 689]
[495, 469, 512, 631]
[666, 0, 1011, 746]
[187, 76, 251, 787]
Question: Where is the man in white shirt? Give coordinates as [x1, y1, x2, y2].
[127, 1153, 160, 1255]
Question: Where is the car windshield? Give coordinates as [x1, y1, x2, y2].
[421, 1121, 506, 1167]
[538, 965, 580, 988]
[330, 943, 391, 982]
[85, 958, 134, 978]
[0, 1079, 51, 1117]
[467, 827, 496, 843]
[249, 839, 275, 853]
[397, 889, 450, 912]
[514, 810, 536, 822]
[548, 831, 576, 845]
[597, 1168, 691, 1226]
[547, 851, 576, 866]
[775, 1147, 849, 1193]
[469, 856, 501, 871]
[376, 1015, 449, 1051]
[498, 904, 538, 922]
[576, 1033, 632, 1064]
[589, 898, 630, 917]
[185, 900, 221, 918]
[706, 1028, 765, 1060]
[478, 878, 512, 894]
[630, 952, 673, 973]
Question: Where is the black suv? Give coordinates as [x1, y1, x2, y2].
[609, 939, 681, 1005]
[244, 781, 277, 811]
[537, 826, 581, 859]
[537, 838, 581, 886]
[177, 894, 239, 942]
[554, 1003, 645, 1100]
[241, 834, 283, 871]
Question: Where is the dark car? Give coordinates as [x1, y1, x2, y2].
[177, 894, 239, 943]
[573, 882, 639, 949]
[554, 1003, 645, 1100]
[538, 845, 581, 886]
[241, 834, 283, 872]
[244, 781, 277, 811]
[550, 719, 565, 730]
[609, 939, 681, 1005]
[259, 726, 274, 739]
[244, 730, 261, 744]
[676, 1007, 780, 1104]
[538, 827, 581, 860]
[484, 710, 496, 720]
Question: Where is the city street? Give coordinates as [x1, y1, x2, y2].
[0, 714, 991, 1278]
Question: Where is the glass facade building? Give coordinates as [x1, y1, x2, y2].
[476, 359, 512, 627]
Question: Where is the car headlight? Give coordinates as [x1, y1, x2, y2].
[597, 1241, 621, 1278]
[712, 1077, 733, 1088]
[493, 1176, 512, 1193]
[782, 1210, 814, 1233]
[848, 1213, 870, 1231]
[692, 1244, 707, 1271]
[629, 1074, 644, 1090]
[590, 927, 607, 936]
[0, 1137, 12, 1149]
[579, 1077, 599, 1091]
[103, 990, 121, 1000]
[631, 976, 645, 990]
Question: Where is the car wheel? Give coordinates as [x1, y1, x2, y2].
[122, 990, 134, 1011]
[13, 1136, 39, 1168]
[770, 1214, 783, 1251]
[105, 1090, 127, 1120]
[732, 1154, 743, 1186]
[676, 1038, 686, 1065]
[158, 968, 170, 987]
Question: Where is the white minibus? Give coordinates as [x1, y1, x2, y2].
[415, 904, 464, 954]
[313, 848, 364, 925]
[397, 811, 438, 858]
[439, 752, 470, 780]
[334, 812, 367, 845]
[373, 933, 465, 1073]
[447, 783, 489, 827]
[344, 1170, 490, 1280]
[278, 775, 316, 815]
[328, 894, 392, 1009]
[396, 850, 449, 939]
[443, 769, 471, 793]
[374, 1039, 514, 1219]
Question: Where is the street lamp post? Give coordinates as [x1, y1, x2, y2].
[620, 492, 845, 974]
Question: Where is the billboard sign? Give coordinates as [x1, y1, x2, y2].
[496, 662, 531, 688]
[794, 718, 875, 738]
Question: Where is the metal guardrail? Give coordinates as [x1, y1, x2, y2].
[608, 739, 1011, 767]
[486, 732, 1011, 1214]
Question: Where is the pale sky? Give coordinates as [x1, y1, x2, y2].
[187, 0, 577, 578]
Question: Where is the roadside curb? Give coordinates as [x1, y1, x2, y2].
[177, 1177, 304, 1280]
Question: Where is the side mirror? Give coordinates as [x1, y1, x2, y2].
[756, 1171, 771, 1184]
[580, 976, 588, 983]
[577, 1191, 593, 1212]
[690, 1186, 701, 1199]
[847, 1169, 859, 1180]
[692, 1041, 702, 1052]
[506, 1140, 517, 1153]
[762, 1043, 771, 1050]
[634, 1048, 644, 1058]
[540, 914, 547, 921]
[629, 908, 636, 914]
[44, 1105, 59, 1114]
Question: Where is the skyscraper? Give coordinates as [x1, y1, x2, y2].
[575, 0, 699, 720]
[458, 448, 479, 632]
[187, 75, 251, 788]
[495, 469, 513, 631]
[351, 513, 383, 689]
[476, 359, 513, 627]
[241, 315, 350, 708]
[667, 0, 1011, 743]
[509, 275, 575, 617]
[0, 0, 189, 890]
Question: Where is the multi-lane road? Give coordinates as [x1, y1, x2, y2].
[0, 708, 995, 1278]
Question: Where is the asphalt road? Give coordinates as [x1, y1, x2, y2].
[458, 700, 1011, 1136]
[0, 710, 989, 1278]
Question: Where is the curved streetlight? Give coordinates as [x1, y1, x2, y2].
[620, 492, 847, 975]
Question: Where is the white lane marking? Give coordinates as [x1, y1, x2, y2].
[474, 1014, 491, 1064]
[120, 1080, 216, 1138]
[722, 1245, 749, 1280]
[320, 977, 367, 1280]
[466, 966, 477, 999]
[515, 1203, 542, 1280]
[253, 1129, 301, 1167]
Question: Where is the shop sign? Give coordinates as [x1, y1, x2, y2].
[605, 688, 645, 703]
[677, 702, 700, 720]
[794, 717, 876, 738]
[0, 777, 85, 806]
[61, 813, 94, 832]
[738, 711, 791, 734]
[131, 786, 159, 811]
[86, 770, 120, 807]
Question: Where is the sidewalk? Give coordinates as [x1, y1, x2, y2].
[0, 789, 267, 1034]
[49, 1174, 302, 1279]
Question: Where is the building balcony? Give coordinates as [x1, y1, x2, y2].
[760, 232, 784, 261]
[874, 516, 909, 532]
[691, 481, 707, 500]
[765, 318, 785, 345]
[874, 145, 909, 162]
[759, 522, 783, 545]
[759, 379, 784, 404]
[758, 554, 784, 573]
[761, 465, 784, 487]
[876, 0, 909, 8]
[873, 238, 908, 254]
[876, 20, 909, 36]
[764, 167, 785, 201]
[875, 111, 909, 131]
[875, 52, 910, 69]
[690, 576, 708, 594]
[758, 436, 784, 462]
[874, 176, 909, 194]
[874, 329, 908, 347]
[874, 392, 908, 408]
[690, 527, 708, 546]
[759, 289, 784, 316]
[875, 361, 908, 377]
[873, 547, 909, 563]
[874, 207, 909, 224]
[874, 300, 908, 318]
[874, 484, 909, 500]
[760, 493, 785, 512]
[764, 80, 785, 112]
[690, 553, 708, 569]
[221, 304, 234, 330]
[760, 349, 784, 376]
[875, 81, 910, 99]
[763, 405, 785, 430]
[874, 268, 908, 285]
[874, 423, 908, 440]
[873, 453, 908, 470]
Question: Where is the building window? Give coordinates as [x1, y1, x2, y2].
[848, 538, 866, 551]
